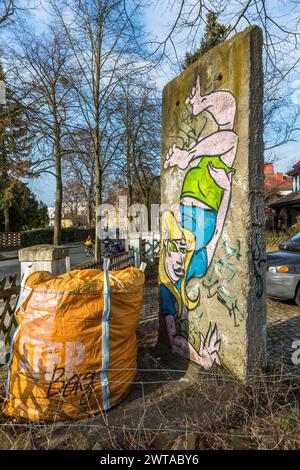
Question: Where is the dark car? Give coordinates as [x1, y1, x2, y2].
[279, 232, 300, 252]
[267, 251, 300, 305]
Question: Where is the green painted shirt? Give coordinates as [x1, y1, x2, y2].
[180, 156, 233, 211]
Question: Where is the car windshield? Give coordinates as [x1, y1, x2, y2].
[291, 233, 300, 241]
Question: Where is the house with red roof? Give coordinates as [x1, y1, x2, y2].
[264, 163, 292, 199]
[268, 162, 300, 230]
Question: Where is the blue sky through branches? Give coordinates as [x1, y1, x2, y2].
[18, 0, 300, 205]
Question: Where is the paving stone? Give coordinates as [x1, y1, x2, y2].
[267, 298, 300, 372]
[140, 286, 300, 374]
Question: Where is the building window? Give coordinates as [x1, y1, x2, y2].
[293, 174, 300, 192]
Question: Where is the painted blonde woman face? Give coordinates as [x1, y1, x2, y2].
[164, 239, 188, 283]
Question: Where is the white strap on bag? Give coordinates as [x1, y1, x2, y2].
[139, 262, 147, 272]
[100, 258, 111, 410]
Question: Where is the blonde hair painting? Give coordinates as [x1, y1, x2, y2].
[159, 211, 200, 315]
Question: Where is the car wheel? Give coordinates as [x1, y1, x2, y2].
[295, 285, 300, 306]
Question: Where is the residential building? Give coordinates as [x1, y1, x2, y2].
[288, 161, 300, 192]
[47, 202, 91, 228]
[268, 161, 300, 230]
[264, 162, 292, 199]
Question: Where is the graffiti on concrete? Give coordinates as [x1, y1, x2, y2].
[160, 75, 239, 369]
[202, 240, 244, 327]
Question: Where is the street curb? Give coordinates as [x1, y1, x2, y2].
[0, 242, 83, 263]
[0, 255, 18, 261]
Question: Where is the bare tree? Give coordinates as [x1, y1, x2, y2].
[145, 0, 300, 154]
[10, 27, 74, 244]
[114, 78, 161, 226]
[147, 0, 300, 69]
[0, 0, 20, 27]
[264, 70, 300, 153]
[51, 0, 146, 259]
[63, 128, 96, 227]
[62, 179, 87, 225]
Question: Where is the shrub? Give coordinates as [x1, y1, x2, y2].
[21, 227, 95, 246]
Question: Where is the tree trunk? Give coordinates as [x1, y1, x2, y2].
[1, 138, 10, 232]
[125, 94, 133, 209]
[53, 162, 62, 245]
[145, 190, 151, 231]
[53, 104, 62, 245]
[94, 19, 102, 261]
[4, 203, 10, 232]
[87, 194, 93, 227]
[94, 154, 102, 260]
[83, 175, 94, 227]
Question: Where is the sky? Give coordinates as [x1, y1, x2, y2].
[13, 0, 300, 205]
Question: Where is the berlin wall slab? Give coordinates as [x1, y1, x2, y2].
[159, 26, 266, 380]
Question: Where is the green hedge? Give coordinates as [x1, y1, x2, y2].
[21, 227, 95, 246]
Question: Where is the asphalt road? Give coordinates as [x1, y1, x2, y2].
[0, 244, 90, 281]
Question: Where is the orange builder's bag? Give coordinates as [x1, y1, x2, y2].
[4, 262, 145, 421]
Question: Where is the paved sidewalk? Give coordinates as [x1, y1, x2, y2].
[0, 248, 20, 260]
[267, 298, 300, 373]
